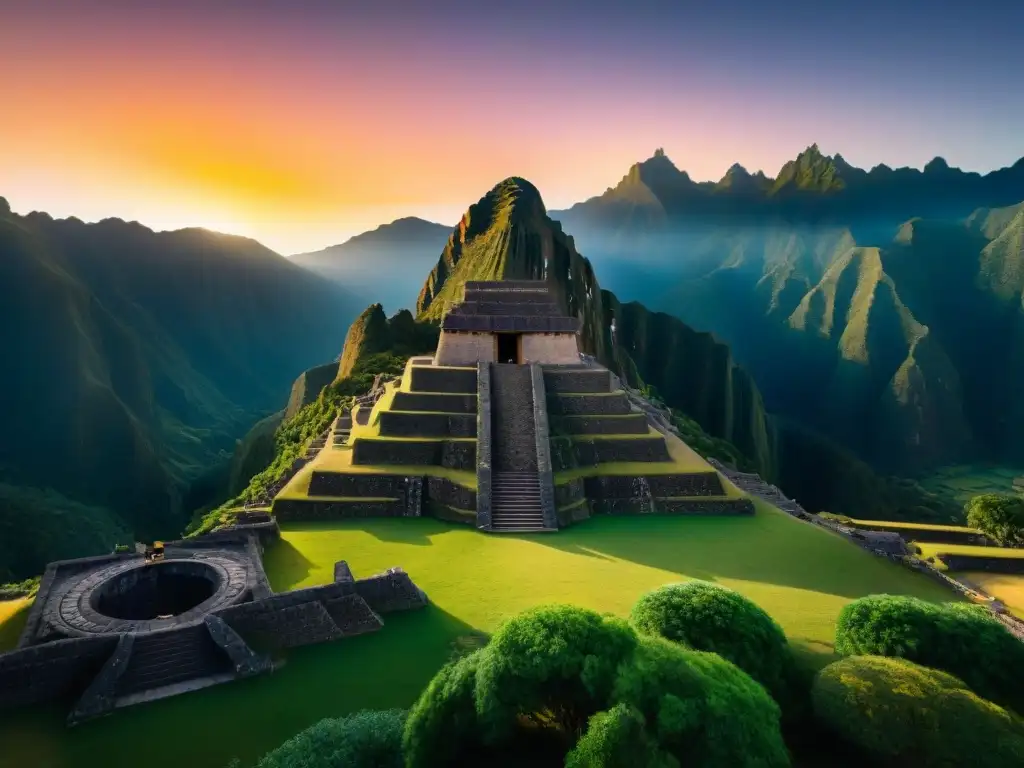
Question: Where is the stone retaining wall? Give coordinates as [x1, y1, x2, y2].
[353, 567, 428, 613]
[391, 392, 477, 413]
[584, 473, 725, 498]
[591, 498, 755, 516]
[556, 500, 592, 527]
[554, 478, 586, 508]
[547, 393, 631, 416]
[476, 361, 493, 530]
[425, 476, 476, 511]
[937, 554, 1024, 574]
[378, 411, 476, 438]
[0, 635, 117, 710]
[550, 436, 672, 469]
[410, 366, 477, 394]
[274, 499, 408, 521]
[308, 472, 415, 497]
[551, 414, 650, 435]
[352, 439, 476, 470]
[543, 369, 612, 393]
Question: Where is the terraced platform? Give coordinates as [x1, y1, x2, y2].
[273, 357, 479, 524]
[543, 366, 753, 525]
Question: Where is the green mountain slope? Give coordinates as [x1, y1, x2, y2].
[0, 200, 359, 576]
[415, 177, 959, 522]
[418, 176, 777, 476]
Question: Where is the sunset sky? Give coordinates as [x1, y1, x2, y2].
[2, 0, 1023, 254]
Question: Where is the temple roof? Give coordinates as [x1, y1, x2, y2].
[441, 280, 581, 334]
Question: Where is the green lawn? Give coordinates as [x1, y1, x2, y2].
[0, 504, 957, 768]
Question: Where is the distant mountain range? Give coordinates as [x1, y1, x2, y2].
[0, 197, 358, 578]
[291, 217, 451, 311]
[310, 145, 1024, 477]
[544, 147, 1024, 474]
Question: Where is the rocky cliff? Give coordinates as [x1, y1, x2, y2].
[416, 177, 776, 476]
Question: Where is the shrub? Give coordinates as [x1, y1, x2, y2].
[257, 709, 405, 768]
[834, 594, 1024, 713]
[565, 703, 670, 768]
[595, 635, 789, 768]
[403, 650, 486, 768]
[812, 656, 1024, 767]
[473, 605, 638, 742]
[630, 581, 794, 706]
[966, 493, 1024, 546]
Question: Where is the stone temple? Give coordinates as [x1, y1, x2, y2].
[274, 279, 753, 532]
[0, 279, 753, 723]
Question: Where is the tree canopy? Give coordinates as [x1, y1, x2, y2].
[965, 493, 1024, 546]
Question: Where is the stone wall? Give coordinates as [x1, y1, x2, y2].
[410, 365, 478, 393]
[353, 567, 428, 613]
[476, 362, 493, 530]
[530, 364, 558, 529]
[552, 414, 650, 435]
[425, 476, 476, 511]
[556, 500, 592, 527]
[378, 411, 476, 438]
[434, 331, 496, 366]
[591, 498, 755, 516]
[427, 501, 478, 525]
[308, 472, 415, 497]
[543, 369, 612, 393]
[274, 499, 408, 521]
[550, 436, 672, 469]
[937, 554, 1024, 574]
[352, 438, 476, 470]
[521, 333, 580, 365]
[554, 478, 586, 508]
[584, 473, 726, 498]
[392, 392, 477, 413]
[548, 393, 631, 416]
[0, 635, 117, 711]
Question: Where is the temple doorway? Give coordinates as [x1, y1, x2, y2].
[497, 333, 520, 364]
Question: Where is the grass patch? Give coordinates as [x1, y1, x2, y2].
[953, 572, 1024, 618]
[914, 541, 1024, 565]
[0, 597, 31, 652]
[0, 502, 959, 768]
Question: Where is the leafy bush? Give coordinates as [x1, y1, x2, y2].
[405, 604, 789, 767]
[630, 581, 794, 706]
[585, 635, 789, 768]
[256, 709, 405, 768]
[834, 594, 1024, 713]
[473, 605, 638, 742]
[404, 650, 487, 768]
[812, 656, 1024, 767]
[966, 493, 1024, 546]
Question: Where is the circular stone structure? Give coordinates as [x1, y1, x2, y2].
[52, 554, 253, 636]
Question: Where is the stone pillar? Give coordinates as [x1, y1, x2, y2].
[529, 364, 558, 529]
[476, 362, 493, 530]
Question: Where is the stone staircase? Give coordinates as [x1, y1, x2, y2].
[115, 624, 232, 698]
[491, 472, 546, 532]
[489, 364, 550, 532]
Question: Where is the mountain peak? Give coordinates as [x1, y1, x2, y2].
[0, 196, 10, 216]
[772, 143, 853, 193]
[924, 157, 951, 173]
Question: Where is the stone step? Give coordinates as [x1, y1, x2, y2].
[117, 625, 232, 696]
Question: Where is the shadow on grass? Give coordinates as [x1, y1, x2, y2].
[0, 604, 484, 768]
[262, 538, 317, 588]
[527, 513, 955, 602]
[279, 517, 448, 547]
